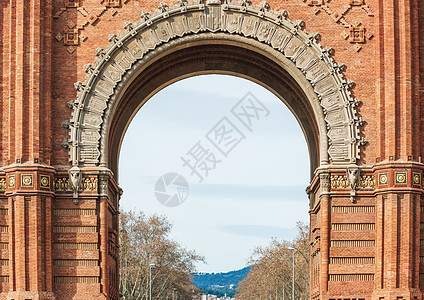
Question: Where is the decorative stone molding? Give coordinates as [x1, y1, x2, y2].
[67, 0, 364, 168]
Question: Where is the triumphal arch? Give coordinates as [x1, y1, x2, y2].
[0, 0, 422, 299]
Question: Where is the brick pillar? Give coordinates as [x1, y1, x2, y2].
[0, 1, 54, 297]
[99, 197, 108, 298]
[99, 172, 110, 298]
[319, 173, 330, 296]
[376, 0, 421, 162]
[4, 167, 55, 300]
[373, 188, 422, 299]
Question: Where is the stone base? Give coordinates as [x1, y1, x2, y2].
[5, 291, 56, 300]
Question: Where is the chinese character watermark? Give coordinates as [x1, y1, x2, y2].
[154, 92, 270, 207]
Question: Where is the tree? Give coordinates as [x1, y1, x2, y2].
[236, 222, 309, 300]
[119, 210, 204, 299]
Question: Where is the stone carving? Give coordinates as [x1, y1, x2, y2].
[69, 166, 82, 201]
[54, 178, 73, 192]
[0, 178, 5, 192]
[357, 174, 375, 190]
[320, 173, 331, 194]
[98, 169, 112, 197]
[331, 173, 375, 190]
[81, 177, 98, 192]
[331, 174, 349, 189]
[327, 125, 349, 141]
[328, 143, 349, 161]
[54, 177, 98, 193]
[67, 1, 364, 169]
[347, 167, 359, 202]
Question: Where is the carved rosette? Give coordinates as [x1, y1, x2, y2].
[67, 0, 364, 168]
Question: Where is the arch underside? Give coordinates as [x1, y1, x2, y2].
[68, 1, 364, 175]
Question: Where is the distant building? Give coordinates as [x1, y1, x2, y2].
[200, 295, 234, 300]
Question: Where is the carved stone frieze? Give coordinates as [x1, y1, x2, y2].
[331, 174, 349, 190]
[54, 176, 98, 193]
[357, 174, 375, 190]
[67, 1, 364, 168]
[331, 173, 375, 190]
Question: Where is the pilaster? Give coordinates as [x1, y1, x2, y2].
[372, 163, 423, 299]
[2, 164, 55, 300]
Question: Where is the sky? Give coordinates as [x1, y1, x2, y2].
[119, 74, 310, 273]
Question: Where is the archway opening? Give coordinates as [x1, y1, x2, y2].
[67, 6, 364, 297]
[105, 35, 324, 177]
[119, 73, 310, 267]
[118, 74, 310, 297]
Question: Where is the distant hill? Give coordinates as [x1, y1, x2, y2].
[193, 267, 251, 296]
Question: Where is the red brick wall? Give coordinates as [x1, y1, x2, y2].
[0, 0, 423, 299]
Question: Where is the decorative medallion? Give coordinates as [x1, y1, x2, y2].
[413, 172, 421, 187]
[395, 171, 407, 185]
[40, 175, 50, 189]
[349, 26, 365, 43]
[8, 175, 15, 188]
[21, 174, 34, 187]
[378, 173, 389, 186]
[64, 29, 79, 46]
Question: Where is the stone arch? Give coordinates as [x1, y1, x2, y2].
[67, 0, 365, 174]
